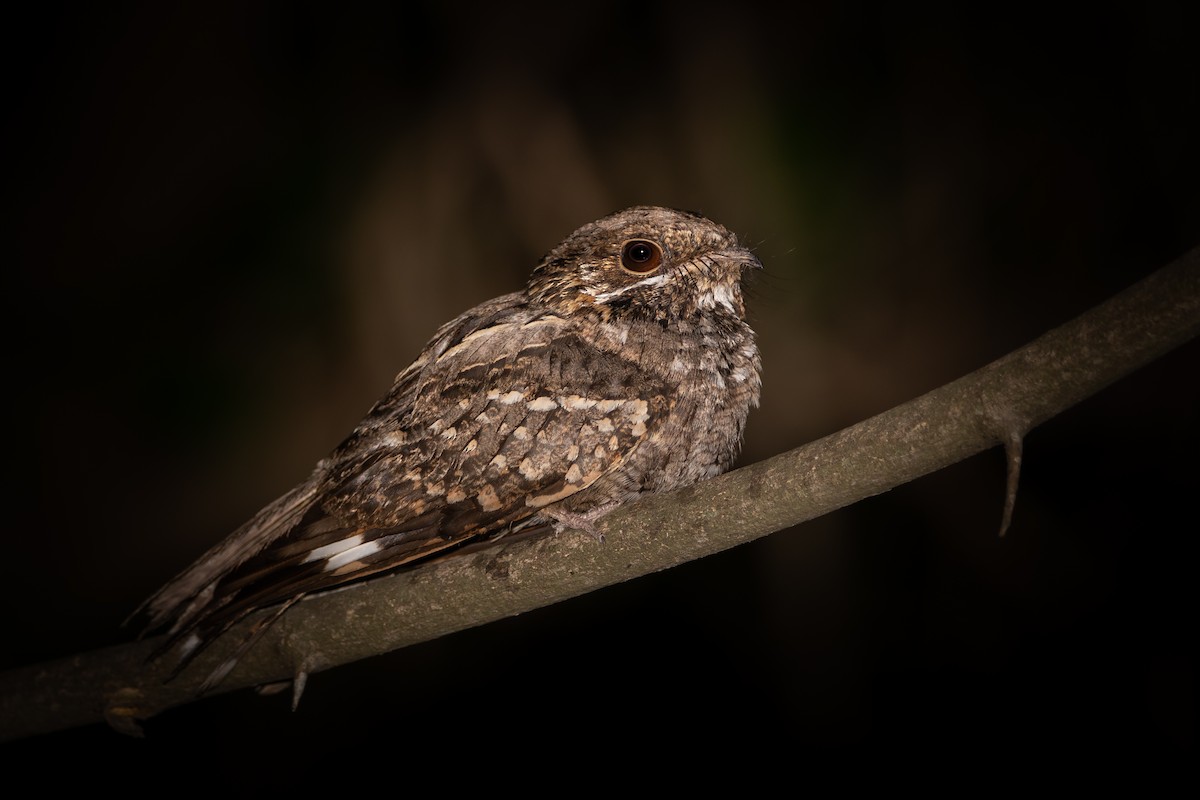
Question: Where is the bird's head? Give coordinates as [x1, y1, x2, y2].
[528, 206, 761, 325]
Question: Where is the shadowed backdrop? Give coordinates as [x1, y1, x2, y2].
[6, 0, 1197, 779]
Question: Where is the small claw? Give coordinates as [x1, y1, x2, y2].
[543, 507, 608, 542]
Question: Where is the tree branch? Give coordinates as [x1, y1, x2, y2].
[2, 245, 1197, 742]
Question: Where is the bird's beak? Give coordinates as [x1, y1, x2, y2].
[720, 246, 763, 272]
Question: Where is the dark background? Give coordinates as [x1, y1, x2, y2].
[5, 0, 1197, 782]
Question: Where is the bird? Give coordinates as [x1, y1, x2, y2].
[133, 205, 763, 691]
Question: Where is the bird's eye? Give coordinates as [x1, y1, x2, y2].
[620, 240, 663, 274]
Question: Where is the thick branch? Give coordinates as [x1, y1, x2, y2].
[2, 245, 1197, 741]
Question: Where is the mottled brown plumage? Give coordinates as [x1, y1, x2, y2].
[136, 205, 762, 687]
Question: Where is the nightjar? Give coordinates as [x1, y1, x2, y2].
[136, 205, 762, 687]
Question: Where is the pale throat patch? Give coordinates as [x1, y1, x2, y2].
[698, 283, 739, 314]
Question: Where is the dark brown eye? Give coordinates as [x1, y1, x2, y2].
[620, 240, 663, 273]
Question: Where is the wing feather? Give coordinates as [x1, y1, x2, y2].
[150, 300, 669, 669]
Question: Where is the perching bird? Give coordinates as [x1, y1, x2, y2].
[134, 205, 763, 690]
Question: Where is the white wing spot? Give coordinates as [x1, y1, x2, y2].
[527, 396, 558, 412]
[304, 534, 364, 564]
[560, 395, 598, 411]
[477, 485, 502, 511]
[325, 540, 381, 571]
